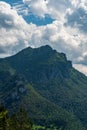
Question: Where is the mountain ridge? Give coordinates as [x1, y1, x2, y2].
[0, 45, 87, 129]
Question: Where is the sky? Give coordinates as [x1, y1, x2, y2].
[0, 0, 87, 75]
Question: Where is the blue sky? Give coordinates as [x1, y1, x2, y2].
[23, 14, 54, 26]
[0, 0, 87, 75]
[3, 0, 54, 25]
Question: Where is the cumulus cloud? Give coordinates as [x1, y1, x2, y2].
[23, 0, 71, 20]
[0, 1, 36, 56]
[66, 3, 87, 33]
[23, 0, 48, 17]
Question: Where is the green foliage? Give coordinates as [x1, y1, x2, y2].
[0, 106, 32, 130]
[9, 108, 32, 130]
[0, 106, 8, 130]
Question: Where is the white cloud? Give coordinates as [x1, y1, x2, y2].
[23, 0, 48, 17]
[66, 0, 87, 33]
[73, 64, 87, 76]
[13, 1, 29, 16]
[0, 1, 36, 55]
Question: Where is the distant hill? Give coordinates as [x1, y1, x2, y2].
[0, 45, 87, 130]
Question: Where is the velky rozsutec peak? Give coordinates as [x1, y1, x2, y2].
[5, 45, 71, 66]
[3, 45, 72, 80]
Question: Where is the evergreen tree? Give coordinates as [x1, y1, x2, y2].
[9, 108, 33, 130]
[0, 106, 8, 130]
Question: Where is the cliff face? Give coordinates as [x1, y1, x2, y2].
[0, 45, 87, 129]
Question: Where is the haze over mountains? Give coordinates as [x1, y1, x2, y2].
[0, 45, 87, 130]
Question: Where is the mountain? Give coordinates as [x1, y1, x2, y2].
[0, 45, 87, 129]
